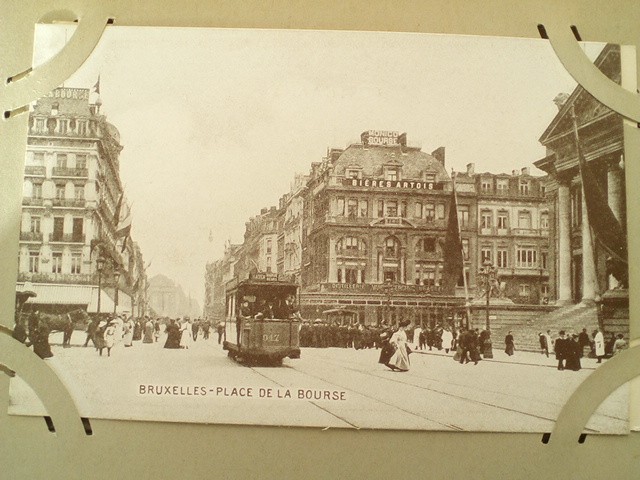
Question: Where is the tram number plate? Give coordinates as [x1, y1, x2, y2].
[263, 333, 280, 343]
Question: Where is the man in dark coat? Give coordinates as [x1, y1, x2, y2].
[578, 328, 590, 358]
[555, 330, 568, 370]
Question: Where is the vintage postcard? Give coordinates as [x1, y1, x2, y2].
[8, 26, 631, 433]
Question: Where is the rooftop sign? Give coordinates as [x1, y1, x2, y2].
[342, 178, 444, 190]
[47, 88, 90, 101]
[361, 130, 406, 147]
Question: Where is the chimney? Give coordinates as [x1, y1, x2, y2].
[360, 130, 370, 146]
[260, 208, 268, 214]
[397, 132, 407, 147]
[466, 162, 475, 176]
[512, 169, 519, 176]
[521, 167, 530, 176]
[431, 147, 445, 167]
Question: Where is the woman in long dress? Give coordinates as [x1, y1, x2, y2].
[122, 317, 134, 347]
[164, 319, 181, 349]
[143, 318, 155, 343]
[388, 320, 411, 372]
[179, 318, 192, 349]
[441, 328, 454, 354]
[103, 321, 116, 357]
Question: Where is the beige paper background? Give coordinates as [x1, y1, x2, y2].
[1, 1, 639, 478]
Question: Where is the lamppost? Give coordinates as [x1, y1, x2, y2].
[478, 259, 497, 358]
[113, 269, 121, 315]
[96, 257, 105, 315]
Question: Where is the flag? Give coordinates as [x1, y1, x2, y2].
[93, 75, 100, 94]
[441, 176, 464, 295]
[571, 107, 627, 264]
[115, 198, 132, 239]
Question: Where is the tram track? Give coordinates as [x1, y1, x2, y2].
[308, 348, 627, 422]
[290, 353, 610, 433]
[247, 362, 464, 431]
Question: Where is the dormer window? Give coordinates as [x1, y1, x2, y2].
[346, 169, 360, 179]
[385, 169, 398, 181]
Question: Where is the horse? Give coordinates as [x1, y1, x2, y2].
[33, 309, 91, 348]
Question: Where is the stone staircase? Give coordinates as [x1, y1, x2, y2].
[484, 303, 599, 353]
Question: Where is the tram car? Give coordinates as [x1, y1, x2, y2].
[223, 272, 301, 366]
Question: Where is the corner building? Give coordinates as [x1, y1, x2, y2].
[18, 87, 146, 314]
[300, 131, 477, 326]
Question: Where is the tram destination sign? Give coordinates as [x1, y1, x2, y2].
[342, 178, 445, 190]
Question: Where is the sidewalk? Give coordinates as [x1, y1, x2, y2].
[412, 346, 600, 370]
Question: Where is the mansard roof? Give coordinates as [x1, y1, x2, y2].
[331, 143, 450, 183]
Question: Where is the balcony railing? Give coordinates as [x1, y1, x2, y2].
[20, 231, 44, 242]
[24, 165, 46, 176]
[497, 267, 550, 277]
[336, 248, 367, 258]
[50, 233, 85, 243]
[22, 197, 44, 207]
[512, 228, 542, 237]
[52, 167, 89, 178]
[17, 272, 98, 285]
[52, 198, 85, 208]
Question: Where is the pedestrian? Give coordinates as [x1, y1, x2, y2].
[555, 330, 568, 370]
[122, 316, 134, 347]
[192, 319, 200, 342]
[217, 320, 225, 345]
[378, 327, 395, 368]
[180, 318, 192, 349]
[565, 335, 582, 371]
[441, 328, 454, 354]
[544, 330, 553, 357]
[132, 319, 142, 341]
[143, 317, 154, 344]
[612, 334, 627, 355]
[164, 319, 181, 349]
[538, 332, 549, 357]
[578, 328, 590, 358]
[83, 317, 99, 347]
[31, 316, 53, 359]
[412, 323, 422, 350]
[103, 320, 116, 357]
[202, 319, 210, 340]
[457, 328, 475, 364]
[154, 319, 161, 342]
[593, 328, 605, 363]
[504, 331, 515, 356]
[387, 320, 411, 372]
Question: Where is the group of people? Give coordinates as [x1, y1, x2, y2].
[162, 316, 211, 349]
[538, 328, 628, 371]
[12, 310, 53, 360]
[299, 322, 388, 349]
[83, 315, 215, 356]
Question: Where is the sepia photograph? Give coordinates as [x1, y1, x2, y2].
[8, 25, 631, 433]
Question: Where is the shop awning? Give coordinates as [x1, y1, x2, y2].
[16, 282, 94, 306]
[87, 288, 132, 314]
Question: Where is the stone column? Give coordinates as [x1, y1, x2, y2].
[607, 158, 625, 289]
[340, 266, 346, 284]
[399, 248, 406, 284]
[581, 189, 598, 303]
[557, 183, 572, 304]
[377, 248, 383, 283]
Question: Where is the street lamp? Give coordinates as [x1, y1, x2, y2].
[479, 259, 497, 359]
[113, 269, 121, 315]
[96, 257, 105, 315]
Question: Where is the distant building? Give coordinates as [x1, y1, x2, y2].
[148, 274, 201, 318]
[17, 87, 146, 315]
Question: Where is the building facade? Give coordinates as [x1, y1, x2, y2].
[534, 44, 625, 305]
[17, 87, 146, 315]
[473, 164, 550, 304]
[298, 131, 475, 325]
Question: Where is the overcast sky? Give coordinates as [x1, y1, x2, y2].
[33, 25, 603, 305]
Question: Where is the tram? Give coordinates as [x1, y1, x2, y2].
[223, 272, 301, 366]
